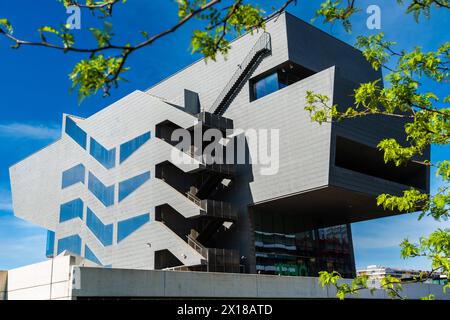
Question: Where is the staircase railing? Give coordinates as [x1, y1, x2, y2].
[209, 32, 271, 115]
[186, 191, 202, 207]
[187, 234, 209, 259]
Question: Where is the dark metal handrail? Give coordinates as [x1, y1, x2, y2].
[209, 32, 271, 115]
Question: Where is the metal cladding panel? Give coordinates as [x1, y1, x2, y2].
[8, 13, 429, 273]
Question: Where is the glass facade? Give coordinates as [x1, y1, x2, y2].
[84, 244, 102, 265]
[57, 234, 82, 255]
[88, 172, 115, 207]
[86, 208, 113, 246]
[61, 164, 85, 189]
[65, 117, 87, 149]
[120, 132, 151, 163]
[250, 63, 315, 101]
[117, 213, 150, 243]
[253, 211, 355, 278]
[118, 172, 150, 202]
[253, 72, 279, 100]
[46, 230, 55, 258]
[89, 137, 116, 169]
[59, 198, 84, 222]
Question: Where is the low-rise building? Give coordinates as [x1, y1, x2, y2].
[357, 265, 448, 288]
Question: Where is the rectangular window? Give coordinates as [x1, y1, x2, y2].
[46, 230, 55, 258]
[59, 198, 84, 222]
[90, 137, 116, 169]
[250, 62, 315, 101]
[120, 132, 151, 163]
[65, 117, 87, 149]
[62, 164, 85, 189]
[57, 234, 82, 255]
[88, 172, 115, 207]
[253, 72, 279, 100]
[86, 208, 113, 246]
[253, 209, 355, 278]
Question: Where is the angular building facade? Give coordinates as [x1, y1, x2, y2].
[9, 13, 429, 277]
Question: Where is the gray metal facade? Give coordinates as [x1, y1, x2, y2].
[9, 13, 428, 275]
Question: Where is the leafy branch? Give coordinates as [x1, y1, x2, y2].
[310, 1, 450, 300]
[0, 0, 296, 102]
[59, 0, 125, 17]
[312, 0, 450, 32]
[319, 266, 447, 300]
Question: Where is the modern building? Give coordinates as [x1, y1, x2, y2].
[357, 265, 448, 288]
[9, 12, 429, 278]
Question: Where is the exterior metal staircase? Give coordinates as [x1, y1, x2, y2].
[209, 32, 271, 115]
[187, 233, 240, 273]
[154, 111, 239, 272]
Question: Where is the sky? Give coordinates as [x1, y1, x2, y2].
[0, 0, 448, 270]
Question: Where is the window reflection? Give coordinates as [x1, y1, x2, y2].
[62, 164, 85, 189]
[250, 62, 315, 101]
[59, 198, 84, 222]
[90, 137, 116, 169]
[253, 211, 355, 278]
[65, 117, 87, 149]
[117, 213, 150, 243]
[86, 208, 113, 247]
[120, 132, 151, 163]
[253, 72, 279, 100]
[88, 172, 115, 207]
[118, 172, 151, 202]
[46, 230, 55, 258]
[85, 244, 103, 265]
[57, 234, 82, 255]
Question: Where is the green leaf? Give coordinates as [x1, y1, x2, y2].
[0, 18, 13, 34]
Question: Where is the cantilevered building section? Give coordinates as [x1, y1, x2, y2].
[9, 13, 429, 277]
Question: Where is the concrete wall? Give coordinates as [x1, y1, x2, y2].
[6, 254, 74, 300]
[72, 267, 450, 300]
[5, 257, 448, 300]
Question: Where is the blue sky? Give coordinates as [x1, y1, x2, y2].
[0, 0, 448, 270]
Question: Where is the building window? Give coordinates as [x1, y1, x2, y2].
[118, 172, 151, 202]
[117, 213, 150, 243]
[61, 164, 85, 189]
[253, 210, 355, 278]
[120, 132, 151, 163]
[89, 137, 116, 169]
[250, 63, 315, 101]
[65, 117, 87, 149]
[59, 198, 84, 222]
[84, 245, 102, 265]
[46, 230, 55, 258]
[57, 234, 82, 255]
[88, 172, 115, 207]
[86, 208, 113, 246]
[252, 72, 279, 100]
